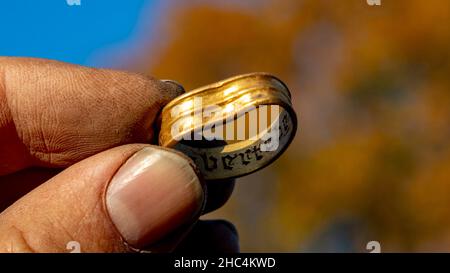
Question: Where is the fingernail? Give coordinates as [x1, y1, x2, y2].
[161, 79, 185, 95]
[106, 147, 204, 248]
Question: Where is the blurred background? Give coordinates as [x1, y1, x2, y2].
[1, 0, 450, 252]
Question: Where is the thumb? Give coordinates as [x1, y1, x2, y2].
[0, 144, 205, 252]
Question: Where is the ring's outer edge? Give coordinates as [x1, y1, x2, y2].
[159, 72, 298, 180]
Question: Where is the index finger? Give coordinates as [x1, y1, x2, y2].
[0, 57, 183, 175]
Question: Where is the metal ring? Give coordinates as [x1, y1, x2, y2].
[159, 72, 298, 180]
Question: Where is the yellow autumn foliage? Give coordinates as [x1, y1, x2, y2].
[146, 0, 450, 251]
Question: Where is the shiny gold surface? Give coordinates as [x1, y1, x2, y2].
[159, 72, 298, 180]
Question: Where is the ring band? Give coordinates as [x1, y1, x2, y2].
[159, 72, 298, 180]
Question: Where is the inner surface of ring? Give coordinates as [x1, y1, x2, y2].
[173, 107, 295, 180]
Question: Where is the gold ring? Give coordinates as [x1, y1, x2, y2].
[159, 72, 298, 180]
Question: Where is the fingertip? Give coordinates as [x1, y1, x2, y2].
[175, 220, 240, 253]
[106, 146, 205, 248]
[0, 58, 187, 173]
[155, 79, 185, 106]
[161, 79, 185, 96]
[203, 179, 236, 214]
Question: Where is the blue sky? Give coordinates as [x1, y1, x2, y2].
[0, 0, 159, 67]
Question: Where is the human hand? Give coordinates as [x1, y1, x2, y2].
[0, 57, 238, 253]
